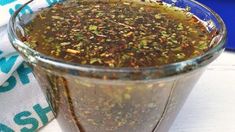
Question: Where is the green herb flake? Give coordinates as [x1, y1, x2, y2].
[177, 23, 184, 30]
[76, 33, 84, 41]
[88, 25, 98, 31]
[90, 58, 102, 64]
[197, 41, 208, 50]
[140, 39, 148, 46]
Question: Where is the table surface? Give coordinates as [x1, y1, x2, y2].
[40, 51, 235, 132]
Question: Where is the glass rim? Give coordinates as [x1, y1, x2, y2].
[8, 0, 227, 76]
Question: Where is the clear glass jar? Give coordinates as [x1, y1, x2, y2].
[8, 0, 226, 132]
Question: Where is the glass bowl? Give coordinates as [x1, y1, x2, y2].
[8, 0, 226, 132]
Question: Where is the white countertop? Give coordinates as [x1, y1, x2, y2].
[41, 51, 235, 132]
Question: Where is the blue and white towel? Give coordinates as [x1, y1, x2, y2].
[0, 0, 61, 131]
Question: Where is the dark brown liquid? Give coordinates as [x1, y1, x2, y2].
[23, 0, 214, 68]
[23, 1, 215, 132]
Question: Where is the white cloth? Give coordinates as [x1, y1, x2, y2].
[0, 0, 61, 131]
